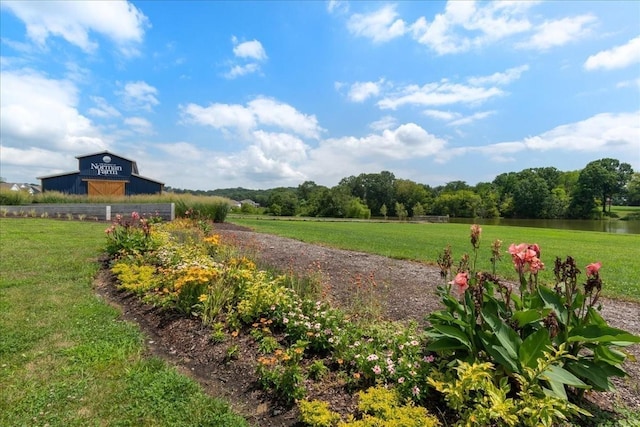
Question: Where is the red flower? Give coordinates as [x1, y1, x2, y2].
[586, 262, 602, 277]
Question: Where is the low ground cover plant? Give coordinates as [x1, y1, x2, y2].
[104, 215, 639, 426]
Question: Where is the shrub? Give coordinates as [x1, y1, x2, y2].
[299, 399, 341, 427]
[300, 387, 441, 427]
[428, 350, 589, 427]
[111, 262, 160, 295]
[346, 198, 371, 219]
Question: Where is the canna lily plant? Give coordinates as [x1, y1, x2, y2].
[425, 225, 640, 406]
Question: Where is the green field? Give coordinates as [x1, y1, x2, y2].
[0, 218, 248, 427]
[228, 217, 640, 302]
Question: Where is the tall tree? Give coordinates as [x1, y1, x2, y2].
[627, 173, 640, 206]
[394, 179, 431, 217]
[342, 171, 396, 216]
[513, 174, 550, 218]
[267, 188, 298, 216]
[570, 159, 634, 216]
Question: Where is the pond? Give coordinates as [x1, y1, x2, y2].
[448, 218, 640, 235]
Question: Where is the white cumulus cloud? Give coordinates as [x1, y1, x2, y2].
[0, 69, 108, 181]
[1, 0, 149, 56]
[347, 4, 407, 43]
[0, 69, 106, 153]
[181, 97, 323, 139]
[584, 36, 640, 71]
[233, 39, 267, 61]
[88, 96, 121, 118]
[124, 116, 154, 135]
[519, 14, 596, 50]
[467, 65, 529, 86]
[120, 81, 159, 111]
[474, 112, 640, 160]
[378, 80, 503, 110]
[225, 37, 268, 79]
[347, 80, 384, 102]
[410, 1, 533, 54]
[322, 123, 446, 160]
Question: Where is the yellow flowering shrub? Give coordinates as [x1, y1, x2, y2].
[111, 262, 159, 295]
[299, 386, 440, 427]
[298, 400, 341, 427]
[427, 356, 588, 427]
[236, 274, 297, 324]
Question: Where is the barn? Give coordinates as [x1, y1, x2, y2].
[38, 151, 164, 196]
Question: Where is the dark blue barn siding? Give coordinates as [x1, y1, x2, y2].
[41, 174, 83, 194]
[128, 175, 162, 195]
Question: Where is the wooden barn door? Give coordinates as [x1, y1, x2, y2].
[87, 180, 125, 196]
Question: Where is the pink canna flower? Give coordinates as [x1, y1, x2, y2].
[529, 257, 545, 274]
[508, 243, 543, 274]
[586, 262, 602, 277]
[449, 272, 469, 295]
[508, 243, 528, 255]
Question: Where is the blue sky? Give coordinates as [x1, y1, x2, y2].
[1, 1, 639, 190]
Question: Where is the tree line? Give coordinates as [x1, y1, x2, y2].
[167, 158, 638, 220]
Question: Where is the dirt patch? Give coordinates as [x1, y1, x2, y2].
[95, 222, 640, 425]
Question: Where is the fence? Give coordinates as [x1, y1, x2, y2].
[0, 203, 175, 221]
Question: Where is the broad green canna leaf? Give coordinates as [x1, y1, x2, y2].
[594, 345, 627, 366]
[482, 341, 519, 373]
[541, 365, 589, 388]
[563, 359, 626, 391]
[512, 308, 551, 328]
[482, 308, 522, 360]
[567, 325, 640, 344]
[537, 286, 568, 325]
[584, 307, 608, 327]
[428, 324, 473, 351]
[519, 328, 551, 369]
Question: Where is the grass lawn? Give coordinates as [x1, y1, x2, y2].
[228, 217, 640, 302]
[611, 205, 640, 219]
[0, 218, 248, 427]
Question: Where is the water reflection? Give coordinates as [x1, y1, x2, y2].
[448, 218, 640, 235]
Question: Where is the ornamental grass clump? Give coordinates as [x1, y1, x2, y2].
[425, 224, 640, 424]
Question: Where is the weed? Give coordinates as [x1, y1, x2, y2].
[308, 360, 329, 380]
[210, 322, 226, 343]
[225, 344, 240, 362]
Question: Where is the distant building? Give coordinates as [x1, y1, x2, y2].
[38, 151, 163, 196]
[0, 182, 41, 194]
